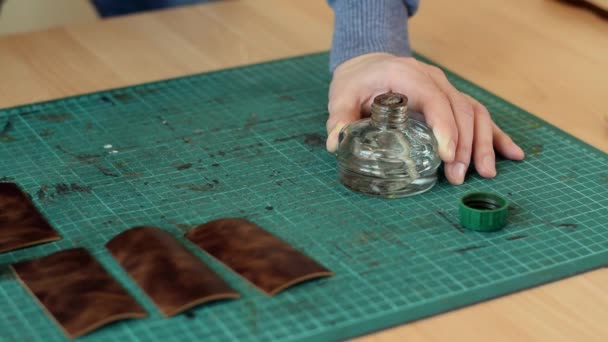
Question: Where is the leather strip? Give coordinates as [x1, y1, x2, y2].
[0, 182, 60, 253]
[106, 226, 239, 317]
[185, 218, 333, 296]
[11, 247, 146, 339]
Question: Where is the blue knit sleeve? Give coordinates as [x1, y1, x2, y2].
[326, 0, 419, 16]
[326, 0, 419, 72]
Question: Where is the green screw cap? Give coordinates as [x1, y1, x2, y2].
[459, 192, 509, 232]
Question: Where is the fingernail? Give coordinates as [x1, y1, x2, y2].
[483, 155, 496, 176]
[454, 162, 466, 183]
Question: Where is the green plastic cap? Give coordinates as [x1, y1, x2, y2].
[459, 192, 509, 232]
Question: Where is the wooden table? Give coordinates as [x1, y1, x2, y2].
[0, 0, 606, 340]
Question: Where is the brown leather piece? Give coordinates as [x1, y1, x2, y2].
[185, 218, 333, 296]
[106, 226, 240, 317]
[0, 182, 60, 253]
[10, 247, 146, 339]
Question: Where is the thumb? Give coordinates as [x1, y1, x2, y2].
[326, 97, 361, 153]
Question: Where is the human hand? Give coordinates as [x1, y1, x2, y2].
[326, 53, 525, 185]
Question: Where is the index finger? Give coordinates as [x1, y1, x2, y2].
[416, 85, 458, 163]
[326, 96, 362, 152]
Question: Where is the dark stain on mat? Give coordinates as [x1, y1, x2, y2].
[437, 211, 464, 233]
[135, 88, 160, 96]
[274, 133, 303, 143]
[56, 145, 120, 177]
[113, 161, 143, 178]
[350, 231, 400, 246]
[174, 163, 193, 171]
[368, 260, 380, 268]
[36, 183, 92, 201]
[213, 143, 264, 157]
[76, 153, 101, 162]
[231, 142, 264, 152]
[524, 121, 542, 130]
[505, 235, 528, 241]
[55, 145, 101, 162]
[54, 184, 73, 195]
[265, 206, 274, 211]
[508, 205, 520, 215]
[303, 133, 324, 147]
[213, 96, 228, 105]
[243, 113, 257, 131]
[39, 129, 54, 137]
[113, 92, 134, 104]
[543, 220, 578, 229]
[530, 144, 543, 156]
[275, 178, 298, 187]
[36, 186, 48, 201]
[0, 117, 16, 143]
[36, 113, 72, 123]
[184, 311, 196, 319]
[453, 245, 486, 254]
[18, 109, 41, 116]
[95, 164, 118, 177]
[274, 132, 325, 148]
[174, 183, 218, 192]
[100, 96, 115, 105]
[56, 183, 92, 195]
[0, 133, 17, 143]
[0, 176, 15, 182]
[278, 95, 294, 102]
[353, 232, 373, 245]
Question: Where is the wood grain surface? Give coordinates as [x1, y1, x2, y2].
[0, 0, 606, 340]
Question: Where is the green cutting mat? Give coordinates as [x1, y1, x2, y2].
[0, 52, 607, 342]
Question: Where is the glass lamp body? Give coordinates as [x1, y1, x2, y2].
[336, 93, 441, 198]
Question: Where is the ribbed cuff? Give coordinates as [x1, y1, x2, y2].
[329, 0, 412, 73]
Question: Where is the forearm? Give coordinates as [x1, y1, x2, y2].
[327, 0, 419, 73]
